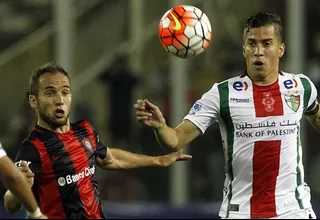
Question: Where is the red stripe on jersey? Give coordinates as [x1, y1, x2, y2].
[253, 80, 283, 117]
[31, 139, 66, 219]
[250, 140, 281, 218]
[79, 121, 104, 213]
[57, 131, 101, 219]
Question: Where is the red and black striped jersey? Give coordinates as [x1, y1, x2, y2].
[14, 120, 106, 219]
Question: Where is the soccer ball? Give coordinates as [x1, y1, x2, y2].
[158, 5, 212, 58]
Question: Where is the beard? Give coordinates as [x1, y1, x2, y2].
[38, 110, 70, 127]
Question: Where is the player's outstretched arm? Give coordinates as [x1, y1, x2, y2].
[96, 148, 192, 170]
[134, 99, 201, 152]
[0, 157, 46, 219]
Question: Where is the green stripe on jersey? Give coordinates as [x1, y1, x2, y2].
[218, 81, 234, 217]
[295, 126, 304, 209]
[300, 77, 311, 113]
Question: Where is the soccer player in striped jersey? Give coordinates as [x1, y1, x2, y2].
[0, 142, 47, 219]
[134, 12, 319, 219]
[3, 61, 192, 219]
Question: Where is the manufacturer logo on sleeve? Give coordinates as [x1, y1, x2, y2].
[188, 103, 202, 115]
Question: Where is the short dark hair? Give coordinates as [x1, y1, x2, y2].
[243, 12, 283, 42]
[27, 61, 71, 99]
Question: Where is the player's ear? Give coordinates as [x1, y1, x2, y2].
[29, 94, 38, 109]
[242, 45, 246, 58]
[279, 42, 285, 58]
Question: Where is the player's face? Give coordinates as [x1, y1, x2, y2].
[243, 24, 285, 84]
[34, 72, 72, 128]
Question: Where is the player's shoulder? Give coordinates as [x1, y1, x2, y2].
[219, 74, 244, 85]
[281, 71, 313, 81]
[210, 74, 244, 89]
[280, 71, 317, 91]
[23, 126, 42, 143]
[203, 75, 244, 96]
[20, 137, 37, 151]
[72, 120, 95, 131]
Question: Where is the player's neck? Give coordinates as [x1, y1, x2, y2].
[37, 119, 70, 133]
[247, 70, 279, 86]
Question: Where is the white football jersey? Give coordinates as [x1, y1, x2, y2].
[184, 72, 318, 218]
[0, 142, 7, 159]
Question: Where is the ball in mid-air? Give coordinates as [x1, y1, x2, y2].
[158, 5, 212, 58]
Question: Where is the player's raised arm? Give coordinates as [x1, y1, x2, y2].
[134, 99, 201, 152]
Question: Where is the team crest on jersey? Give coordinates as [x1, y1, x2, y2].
[285, 94, 300, 112]
[262, 92, 275, 112]
[80, 138, 94, 153]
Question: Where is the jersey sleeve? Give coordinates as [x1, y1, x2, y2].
[0, 142, 7, 159]
[14, 140, 41, 175]
[93, 130, 107, 159]
[183, 83, 220, 134]
[299, 74, 319, 114]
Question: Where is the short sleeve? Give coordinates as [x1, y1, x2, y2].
[183, 83, 220, 134]
[93, 130, 107, 159]
[14, 140, 41, 175]
[301, 75, 318, 108]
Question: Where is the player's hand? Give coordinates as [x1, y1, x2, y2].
[134, 99, 166, 130]
[158, 150, 192, 167]
[19, 161, 34, 187]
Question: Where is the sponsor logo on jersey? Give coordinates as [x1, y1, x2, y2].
[284, 79, 298, 89]
[80, 137, 94, 153]
[58, 165, 95, 187]
[285, 94, 300, 112]
[262, 92, 275, 112]
[188, 103, 202, 115]
[229, 98, 250, 103]
[233, 81, 248, 91]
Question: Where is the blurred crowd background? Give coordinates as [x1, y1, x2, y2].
[0, 0, 319, 218]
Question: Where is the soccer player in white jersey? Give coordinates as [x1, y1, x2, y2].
[134, 12, 319, 219]
[0, 142, 47, 219]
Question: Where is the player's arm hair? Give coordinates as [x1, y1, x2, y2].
[305, 102, 320, 132]
[154, 119, 201, 152]
[0, 156, 38, 214]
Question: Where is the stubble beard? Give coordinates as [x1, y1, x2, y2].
[39, 111, 70, 128]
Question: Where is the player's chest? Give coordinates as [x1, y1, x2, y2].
[224, 82, 303, 140]
[226, 83, 305, 121]
[40, 135, 96, 176]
